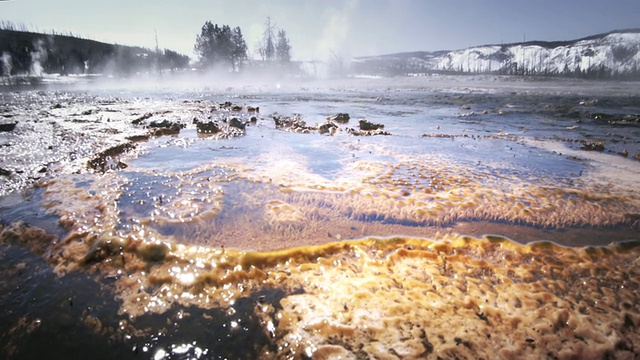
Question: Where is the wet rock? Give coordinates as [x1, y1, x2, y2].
[149, 119, 183, 129]
[231, 105, 243, 112]
[228, 117, 246, 130]
[150, 126, 181, 137]
[247, 106, 260, 113]
[347, 127, 390, 136]
[358, 119, 384, 131]
[273, 114, 314, 133]
[87, 142, 136, 172]
[0, 167, 11, 177]
[620, 149, 629, 157]
[51, 103, 63, 109]
[147, 120, 184, 137]
[132, 112, 153, 125]
[327, 113, 350, 123]
[318, 122, 338, 135]
[580, 141, 605, 151]
[0, 122, 17, 132]
[197, 121, 221, 134]
[126, 134, 150, 142]
[250, 116, 258, 123]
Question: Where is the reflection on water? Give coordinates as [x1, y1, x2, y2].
[1, 76, 640, 358]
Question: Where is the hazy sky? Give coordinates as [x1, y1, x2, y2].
[2, 0, 639, 61]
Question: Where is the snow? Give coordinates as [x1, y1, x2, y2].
[354, 31, 640, 77]
[436, 32, 640, 75]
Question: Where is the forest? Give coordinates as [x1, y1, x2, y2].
[0, 23, 189, 77]
[0, 18, 297, 78]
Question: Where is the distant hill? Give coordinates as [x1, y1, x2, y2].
[352, 29, 640, 79]
[0, 29, 190, 77]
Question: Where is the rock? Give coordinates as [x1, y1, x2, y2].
[229, 117, 246, 130]
[250, 116, 258, 123]
[621, 149, 629, 157]
[358, 119, 384, 131]
[580, 141, 605, 151]
[132, 112, 153, 125]
[319, 122, 338, 135]
[126, 135, 150, 142]
[0, 167, 11, 177]
[149, 119, 184, 129]
[247, 106, 260, 113]
[88, 142, 136, 172]
[231, 105, 243, 112]
[150, 126, 181, 137]
[0, 122, 17, 132]
[273, 114, 313, 133]
[327, 113, 350, 123]
[197, 121, 221, 134]
[348, 127, 390, 136]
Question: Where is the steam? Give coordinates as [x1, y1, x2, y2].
[314, 0, 358, 57]
[1, 51, 11, 76]
[30, 39, 48, 77]
[313, 0, 359, 76]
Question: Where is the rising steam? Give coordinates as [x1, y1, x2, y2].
[29, 39, 48, 76]
[1, 51, 11, 76]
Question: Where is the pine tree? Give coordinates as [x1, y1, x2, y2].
[194, 21, 217, 67]
[276, 29, 291, 65]
[231, 27, 248, 71]
[194, 21, 248, 71]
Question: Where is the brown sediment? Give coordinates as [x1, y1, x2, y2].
[4, 140, 640, 359]
[40, 149, 640, 254]
[2, 220, 640, 359]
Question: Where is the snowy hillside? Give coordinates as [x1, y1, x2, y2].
[352, 29, 640, 78]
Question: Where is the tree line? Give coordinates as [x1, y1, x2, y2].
[193, 17, 293, 72]
[0, 26, 189, 77]
[0, 18, 295, 78]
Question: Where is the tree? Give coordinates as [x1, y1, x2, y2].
[275, 29, 291, 65]
[230, 27, 247, 71]
[258, 17, 276, 62]
[162, 49, 190, 71]
[194, 21, 247, 71]
[194, 21, 217, 67]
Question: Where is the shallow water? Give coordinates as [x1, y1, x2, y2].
[1, 75, 640, 359]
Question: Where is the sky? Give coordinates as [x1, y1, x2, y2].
[1, 0, 639, 61]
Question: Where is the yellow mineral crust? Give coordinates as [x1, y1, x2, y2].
[123, 237, 640, 359]
[2, 218, 640, 359]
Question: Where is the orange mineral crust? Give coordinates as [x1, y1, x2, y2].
[3, 221, 639, 359]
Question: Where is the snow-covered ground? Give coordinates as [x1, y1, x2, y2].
[354, 30, 640, 77]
